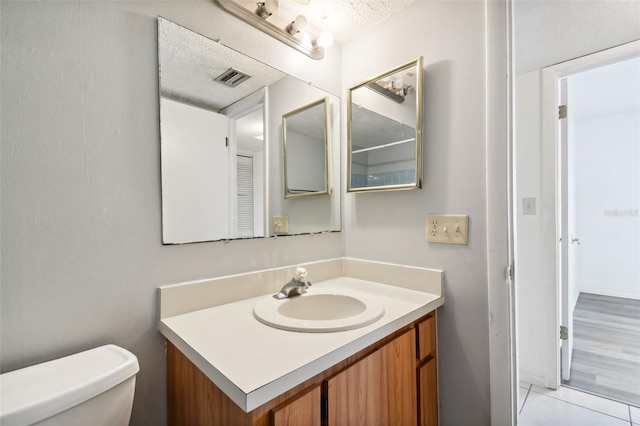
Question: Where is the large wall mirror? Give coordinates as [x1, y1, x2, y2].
[158, 17, 341, 244]
[347, 57, 424, 192]
[282, 97, 331, 199]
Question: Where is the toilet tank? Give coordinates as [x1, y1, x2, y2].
[0, 344, 139, 426]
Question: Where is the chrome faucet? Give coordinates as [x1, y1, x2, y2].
[273, 267, 312, 299]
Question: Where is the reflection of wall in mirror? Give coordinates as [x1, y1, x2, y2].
[286, 131, 326, 192]
[352, 143, 415, 188]
[364, 143, 415, 174]
[160, 97, 229, 243]
[268, 77, 340, 235]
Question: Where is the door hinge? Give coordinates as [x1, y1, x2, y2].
[560, 326, 568, 340]
[559, 105, 568, 119]
[505, 264, 514, 282]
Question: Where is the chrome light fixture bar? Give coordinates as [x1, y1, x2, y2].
[214, 0, 325, 60]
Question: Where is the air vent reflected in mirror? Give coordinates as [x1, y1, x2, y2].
[214, 68, 251, 87]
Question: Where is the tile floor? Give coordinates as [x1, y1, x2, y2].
[519, 382, 640, 425]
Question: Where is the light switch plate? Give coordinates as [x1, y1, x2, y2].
[273, 215, 288, 234]
[426, 214, 469, 245]
[522, 197, 536, 215]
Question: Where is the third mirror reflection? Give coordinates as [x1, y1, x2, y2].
[347, 57, 424, 192]
[283, 97, 331, 199]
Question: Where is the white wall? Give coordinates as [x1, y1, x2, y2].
[514, 70, 548, 385]
[514, 0, 640, 387]
[573, 111, 640, 299]
[343, 2, 492, 423]
[0, 2, 342, 426]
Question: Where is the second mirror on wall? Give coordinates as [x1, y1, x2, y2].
[347, 57, 424, 193]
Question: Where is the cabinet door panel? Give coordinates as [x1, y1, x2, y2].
[417, 314, 436, 361]
[419, 357, 438, 426]
[271, 385, 321, 426]
[326, 329, 416, 426]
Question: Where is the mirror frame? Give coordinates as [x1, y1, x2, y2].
[282, 97, 332, 199]
[347, 56, 424, 193]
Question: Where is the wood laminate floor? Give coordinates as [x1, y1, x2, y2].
[562, 293, 640, 407]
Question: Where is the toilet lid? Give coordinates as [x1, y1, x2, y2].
[0, 344, 139, 425]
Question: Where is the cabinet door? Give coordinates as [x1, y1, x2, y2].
[326, 329, 416, 426]
[271, 385, 321, 426]
[418, 357, 438, 426]
[417, 314, 436, 361]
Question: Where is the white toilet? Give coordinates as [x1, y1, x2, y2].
[0, 344, 139, 426]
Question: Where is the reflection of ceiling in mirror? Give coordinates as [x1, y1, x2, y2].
[158, 18, 285, 112]
[287, 102, 326, 139]
[351, 106, 415, 150]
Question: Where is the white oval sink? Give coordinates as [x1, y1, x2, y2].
[253, 288, 385, 332]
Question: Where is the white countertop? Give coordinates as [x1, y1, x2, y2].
[159, 276, 443, 412]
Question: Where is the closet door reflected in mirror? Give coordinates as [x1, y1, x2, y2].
[347, 57, 424, 192]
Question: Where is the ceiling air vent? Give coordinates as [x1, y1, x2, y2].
[214, 68, 251, 87]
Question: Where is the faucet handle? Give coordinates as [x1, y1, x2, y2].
[294, 266, 308, 282]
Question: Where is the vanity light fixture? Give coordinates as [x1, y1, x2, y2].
[214, 0, 329, 60]
[366, 80, 415, 104]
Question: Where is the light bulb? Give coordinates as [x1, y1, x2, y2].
[287, 15, 308, 35]
[315, 31, 333, 48]
[391, 77, 404, 89]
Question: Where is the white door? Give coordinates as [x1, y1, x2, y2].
[160, 97, 229, 244]
[559, 78, 574, 382]
[560, 78, 583, 382]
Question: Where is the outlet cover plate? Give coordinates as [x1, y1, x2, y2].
[273, 215, 288, 234]
[426, 214, 469, 245]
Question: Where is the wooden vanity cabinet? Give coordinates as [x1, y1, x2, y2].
[166, 312, 438, 426]
[325, 328, 416, 425]
[271, 385, 321, 426]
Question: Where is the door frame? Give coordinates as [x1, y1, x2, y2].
[221, 88, 268, 239]
[540, 40, 640, 388]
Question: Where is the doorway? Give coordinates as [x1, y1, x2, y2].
[558, 56, 640, 406]
[515, 40, 640, 411]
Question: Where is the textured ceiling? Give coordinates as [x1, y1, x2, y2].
[279, 0, 416, 43]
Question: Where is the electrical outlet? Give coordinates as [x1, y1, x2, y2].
[273, 215, 288, 234]
[426, 214, 469, 245]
